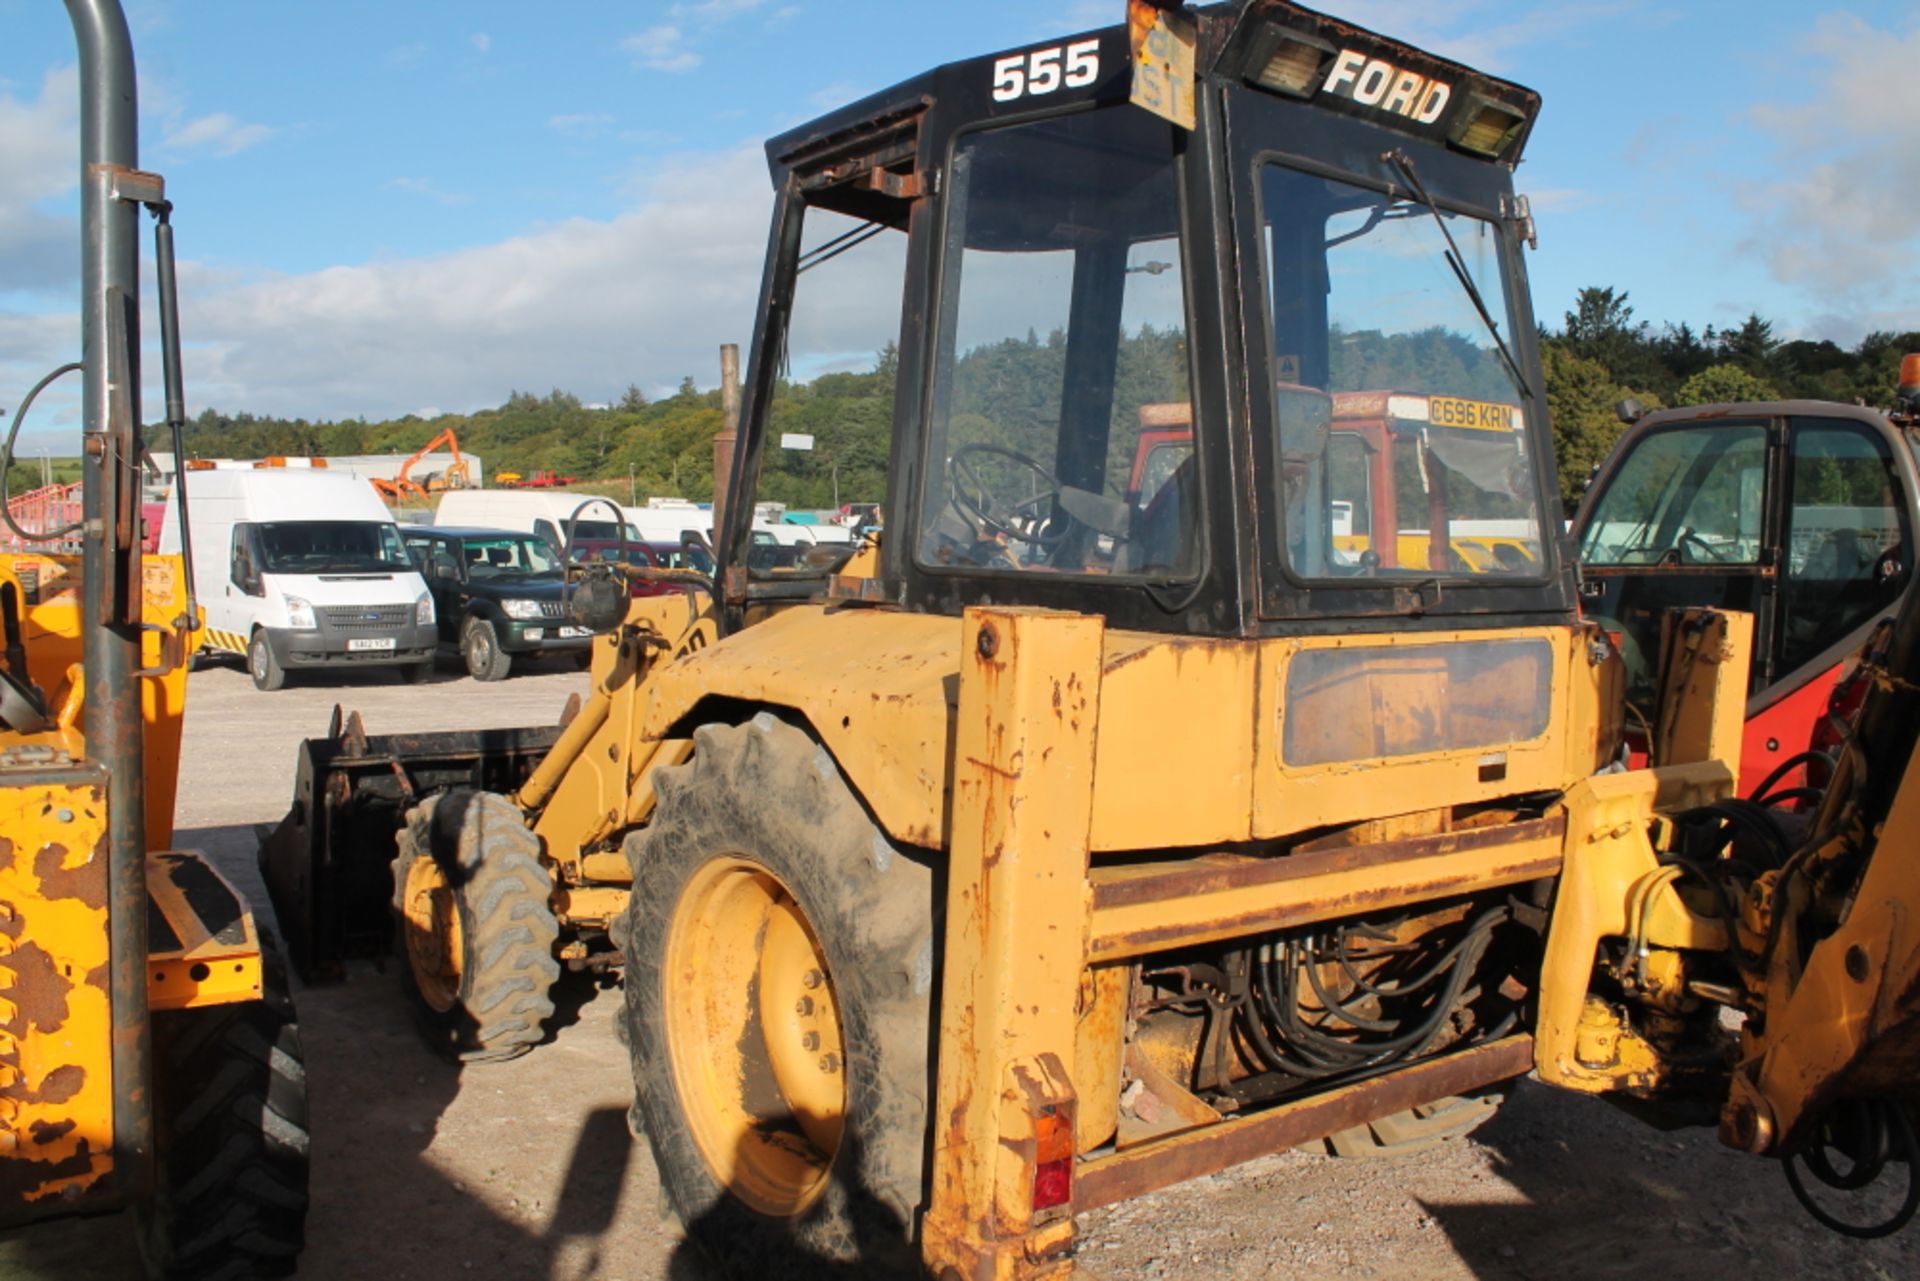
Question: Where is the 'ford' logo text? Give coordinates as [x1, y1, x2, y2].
[361, 612, 381, 622]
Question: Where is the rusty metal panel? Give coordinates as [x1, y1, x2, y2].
[1074, 1035, 1534, 1209]
[0, 769, 116, 1221]
[1088, 816, 1565, 960]
[1254, 626, 1581, 837]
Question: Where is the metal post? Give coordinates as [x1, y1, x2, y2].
[713, 343, 740, 545]
[921, 606, 1104, 1280]
[65, 0, 152, 1203]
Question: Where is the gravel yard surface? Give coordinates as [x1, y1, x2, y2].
[3, 658, 1916, 1279]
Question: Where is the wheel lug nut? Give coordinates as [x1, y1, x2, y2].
[802, 1031, 820, 1051]
[802, 969, 824, 989]
[818, 1052, 841, 1074]
[795, 996, 814, 1016]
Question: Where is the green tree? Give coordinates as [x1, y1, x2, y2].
[1675, 363, 1778, 407]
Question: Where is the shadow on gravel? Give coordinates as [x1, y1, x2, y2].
[1422, 1078, 1919, 1280]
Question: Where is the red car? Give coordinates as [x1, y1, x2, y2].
[570, 539, 714, 597]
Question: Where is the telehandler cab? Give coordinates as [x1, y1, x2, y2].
[0, 2, 308, 1276]
[265, 2, 1920, 1275]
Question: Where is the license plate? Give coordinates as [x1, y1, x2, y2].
[347, 637, 396, 652]
[558, 626, 590, 639]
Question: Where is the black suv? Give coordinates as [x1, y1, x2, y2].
[400, 525, 591, 680]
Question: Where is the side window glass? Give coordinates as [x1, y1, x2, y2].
[1579, 424, 1768, 566]
[403, 537, 433, 571]
[230, 525, 260, 594]
[1326, 431, 1375, 565]
[533, 519, 561, 550]
[1781, 420, 1908, 672]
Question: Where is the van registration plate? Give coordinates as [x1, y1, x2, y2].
[348, 637, 396, 652]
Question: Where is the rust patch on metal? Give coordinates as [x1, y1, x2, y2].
[0, 1142, 96, 1206]
[3, 1063, 86, 1107]
[27, 1118, 75, 1147]
[0, 941, 74, 1036]
[1076, 1036, 1534, 1208]
[0, 833, 12, 875]
[33, 837, 106, 909]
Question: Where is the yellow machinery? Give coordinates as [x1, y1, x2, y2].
[0, 4, 306, 1275]
[263, 3, 1920, 1276]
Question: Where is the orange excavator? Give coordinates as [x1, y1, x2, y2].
[372, 427, 470, 501]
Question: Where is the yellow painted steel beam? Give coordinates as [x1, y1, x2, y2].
[920, 607, 1103, 1281]
[143, 851, 262, 1012]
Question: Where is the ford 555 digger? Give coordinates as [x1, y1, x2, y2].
[262, 3, 1920, 1276]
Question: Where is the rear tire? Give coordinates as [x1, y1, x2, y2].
[247, 630, 286, 691]
[392, 790, 560, 1062]
[615, 714, 933, 1279]
[145, 934, 309, 1280]
[462, 617, 512, 681]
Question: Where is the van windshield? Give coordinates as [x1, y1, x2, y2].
[256, 521, 413, 574]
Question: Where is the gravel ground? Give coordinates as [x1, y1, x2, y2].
[4, 656, 1918, 1279]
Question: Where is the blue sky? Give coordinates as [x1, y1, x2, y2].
[3, 0, 1917, 449]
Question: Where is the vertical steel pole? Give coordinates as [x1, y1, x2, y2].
[713, 343, 741, 546]
[65, 0, 152, 1202]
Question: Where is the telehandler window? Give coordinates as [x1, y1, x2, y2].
[918, 108, 1199, 580]
[1259, 162, 1545, 581]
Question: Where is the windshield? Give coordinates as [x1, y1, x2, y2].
[460, 536, 561, 578]
[1259, 162, 1546, 581]
[1579, 423, 1768, 566]
[256, 521, 412, 574]
[917, 107, 1198, 580]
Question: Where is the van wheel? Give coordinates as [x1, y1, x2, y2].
[616, 714, 933, 1278]
[248, 631, 287, 691]
[462, 618, 511, 681]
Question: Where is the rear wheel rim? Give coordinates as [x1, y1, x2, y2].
[664, 857, 846, 1217]
[400, 856, 464, 1013]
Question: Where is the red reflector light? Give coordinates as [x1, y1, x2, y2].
[1031, 1103, 1074, 1212]
[1033, 1157, 1072, 1211]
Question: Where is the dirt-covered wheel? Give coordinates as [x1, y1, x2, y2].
[1319, 1086, 1508, 1158]
[615, 713, 934, 1279]
[144, 932, 309, 1280]
[391, 790, 560, 1063]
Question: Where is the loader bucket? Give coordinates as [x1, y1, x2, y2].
[259, 707, 563, 982]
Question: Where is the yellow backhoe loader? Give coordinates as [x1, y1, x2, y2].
[263, 3, 1918, 1276]
[0, 3, 307, 1275]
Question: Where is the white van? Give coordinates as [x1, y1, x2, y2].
[160, 468, 436, 690]
[435, 491, 639, 550]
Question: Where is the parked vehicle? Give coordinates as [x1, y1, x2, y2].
[161, 467, 436, 690]
[571, 537, 717, 597]
[1573, 393, 1918, 796]
[400, 525, 592, 679]
[435, 489, 638, 550]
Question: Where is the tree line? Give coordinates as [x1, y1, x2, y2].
[160, 286, 1919, 517]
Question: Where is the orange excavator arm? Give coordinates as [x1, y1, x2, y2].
[396, 427, 468, 494]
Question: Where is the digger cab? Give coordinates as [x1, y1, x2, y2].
[715, 1, 1570, 637]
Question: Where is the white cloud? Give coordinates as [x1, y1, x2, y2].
[168, 147, 777, 422]
[163, 112, 273, 157]
[1738, 14, 1920, 338]
[548, 112, 615, 137]
[623, 25, 701, 73]
[0, 66, 80, 295]
[471, 33, 491, 55]
[387, 176, 470, 207]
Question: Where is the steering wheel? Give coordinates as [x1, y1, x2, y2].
[947, 443, 1067, 548]
[1678, 529, 1730, 564]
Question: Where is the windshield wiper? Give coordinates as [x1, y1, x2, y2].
[1381, 149, 1532, 401]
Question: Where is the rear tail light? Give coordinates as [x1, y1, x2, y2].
[1031, 1103, 1074, 1212]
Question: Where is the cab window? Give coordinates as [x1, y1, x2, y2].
[918, 108, 1198, 580]
[1780, 418, 1908, 672]
[1579, 424, 1768, 567]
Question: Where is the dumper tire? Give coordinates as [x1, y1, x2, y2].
[145, 933, 310, 1280]
[615, 714, 934, 1279]
[462, 617, 512, 682]
[1320, 1087, 1507, 1158]
[248, 629, 286, 691]
[392, 790, 561, 1063]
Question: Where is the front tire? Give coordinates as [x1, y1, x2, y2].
[616, 714, 934, 1278]
[248, 630, 286, 691]
[462, 617, 512, 681]
[145, 935, 310, 1279]
[392, 791, 560, 1062]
